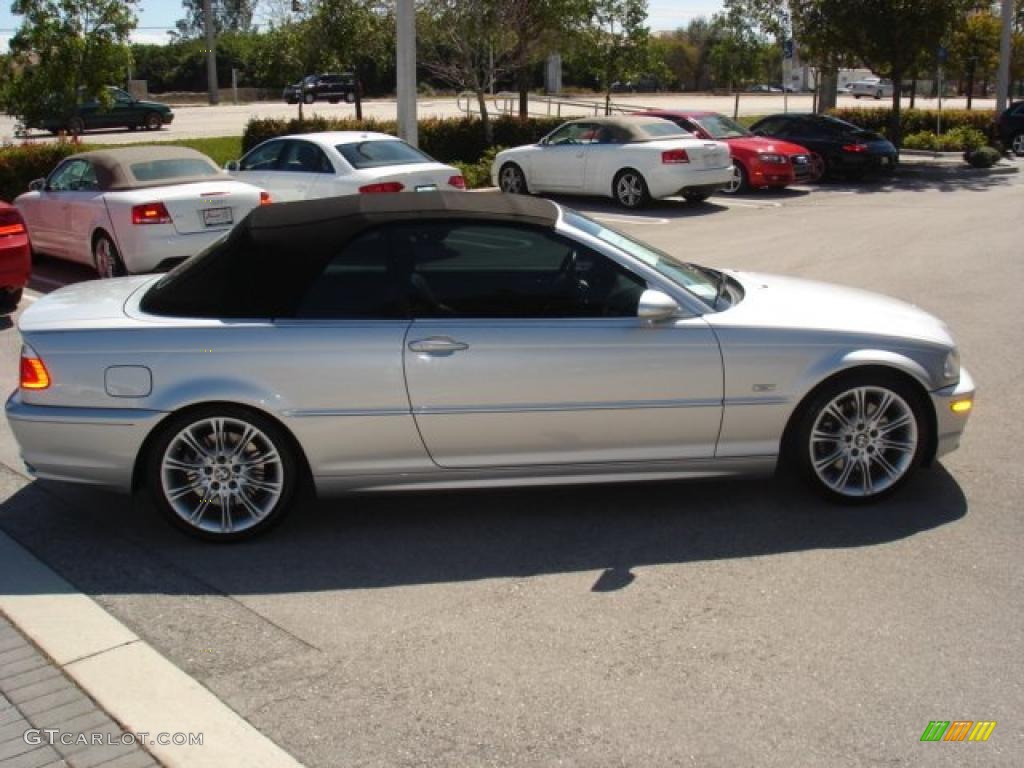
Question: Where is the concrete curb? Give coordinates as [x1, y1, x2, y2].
[0, 531, 304, 768]
[896, 162, 1019, 177]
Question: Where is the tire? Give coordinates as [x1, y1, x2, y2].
[807, 152, 827, 182]
[790, 372, 930, 503]
[498, 163, 529, 195]
[303, 93, 315, 104]
[144, 405, 299, 541]
[720, 161, 748, 194]
[344, 91, 356, 104]
[613, 169, 650, 209]
[67, 116, 85, 136]
[853, 94, 861, 100]
[328, 98, 339, 104]
[93, 232, 126, 279]
[0, 287, 22, 313]
[1012, 132, 1024, 157]
[682, 191, 710, 204]
[144, 112, 162, 131]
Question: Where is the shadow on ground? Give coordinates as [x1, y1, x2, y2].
[0, 465, 967, 597]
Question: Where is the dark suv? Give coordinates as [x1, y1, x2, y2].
[996, 101, 1024, 156]
[283, 73, 357, 105]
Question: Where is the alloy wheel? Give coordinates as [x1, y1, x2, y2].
[499, 165, 525, 194]
[145, 112, 161, 130]
[721, 162, 745, 194]
[160, 416, 286, 536]
[1012, 133, 1024, 157]
[615, 172, 645, 208]
[93, 236, 121, 279]
[808, 385, 918, 498]
[808, 153, 826, 182]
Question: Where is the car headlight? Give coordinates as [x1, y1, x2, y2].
[942, 348, 960, 386]
[758, 153, 786, 164]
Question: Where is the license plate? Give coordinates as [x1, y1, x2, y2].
[415, 184, 438, 192]
[202, 207, 232, 227]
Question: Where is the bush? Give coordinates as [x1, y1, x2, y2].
[242, 115, 566, 164]
[452, 146, 506, 189]
[0, 141, 80, 202]
[900, 127, 988, 152]
[828, 107, 997, 140]
[966, 146, 1001, 168]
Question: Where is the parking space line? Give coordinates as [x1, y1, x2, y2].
[591, 214, 669, 225]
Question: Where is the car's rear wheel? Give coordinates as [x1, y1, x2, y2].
[792, 373, 929, 502]
[67, 117, 85, 136]
[344, 91, 356, 104]
[874, 90, 882, 99]
[93, 233, 126, 279]
[720, 161, 748, 194]
[144, 112, 162, 130]
[146, 406, 299, 541]
[613, 169, 650, 209]
[498, 163, 529, 195]
[1012, 132, 1024, 157]
[303, 93, 315, 104]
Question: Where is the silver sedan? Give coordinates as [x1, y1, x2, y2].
[6, 192, 975, 540]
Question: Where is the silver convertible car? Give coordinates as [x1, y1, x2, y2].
[7, 193, 974, 540]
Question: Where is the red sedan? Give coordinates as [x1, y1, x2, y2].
[636, 110, 817, 194]
[0, 201, 31, 311]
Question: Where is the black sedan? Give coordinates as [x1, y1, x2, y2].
[995, 101, 1024, 156]
[748, 114, 898, 180]
[29, 86, 173, 136]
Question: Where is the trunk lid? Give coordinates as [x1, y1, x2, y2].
[19, 276, 157, 332]
[133, 180, 264, 235]
[359, 163, 461, 192]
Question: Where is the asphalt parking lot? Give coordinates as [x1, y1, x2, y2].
[1, 166, 1022, 767]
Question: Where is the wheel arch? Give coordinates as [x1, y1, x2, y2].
[780, 360, 939, 470]
[498, 160, 529, 191]
[131, 399, 315, 495]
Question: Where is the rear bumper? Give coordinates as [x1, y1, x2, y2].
[115, 226, 231, 273]
[0, 237, 31, 289]
[929, 367, 975, 460]
[5, 391, 164, 491]
[647, 166, 734, 199]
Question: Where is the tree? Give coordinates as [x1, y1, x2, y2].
[949, 8, 1001, 107]
[0, 0, 138, 130]
[174, 0, 257, 39]
[577, 0, 650, 112]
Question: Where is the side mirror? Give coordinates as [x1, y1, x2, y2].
[28, 178, 46, 192]
[637, 289, 680, 321]
[224, 160, 240, 172]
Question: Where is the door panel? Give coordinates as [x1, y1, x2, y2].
[404, 318, 723, 468]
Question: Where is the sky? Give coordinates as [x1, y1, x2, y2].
[0, 1, 724, 53]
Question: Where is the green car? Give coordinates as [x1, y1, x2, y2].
[33, 86, 174, 135]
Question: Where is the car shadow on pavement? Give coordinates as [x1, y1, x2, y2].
[544, 194, 730, 221]
[0, 464, 967, 597]
[802, 170, 1018, 196]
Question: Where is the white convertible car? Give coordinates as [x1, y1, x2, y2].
[227, 131, 466, 202]
[492, 116, 734, 209]
[16, 146, 270, 278]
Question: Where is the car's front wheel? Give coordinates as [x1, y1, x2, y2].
[344, 91, 356, 104]
[613, 169, 650, 209]
[146, 406, 300, 541]
[807, 152, 827, 182]
[0, 287, 22, 313]
[93, 233, 126, 279]
[67, 116, 85, 136]
[792, 373, 930, 502]
[303, 93, 315, 104]
[720, 161, 748, 194]
[144, 112, 162, 130]
[498, 163, 529, 195]
[1011, 131, 1024, 157]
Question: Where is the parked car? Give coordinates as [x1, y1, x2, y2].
[6, 192, 975, 541]
[748, 114, 898, 179]
[636, 110, 815, 191]
[492, 116, 733, 208]
[850, 78, 893, 99]
[995, 100, 1024, 156]
[27, 86, 173, 136]
[283, 73, 357, 105]
[15, 146, 270, 278]
[227, 132, 466, 202]
[0, 202, 31, 311]
[746, 84, 782, 93]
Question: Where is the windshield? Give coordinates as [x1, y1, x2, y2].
[563, 210, 722, 306]
[694, 114, 750, 139]
[337, 140, 433, 169]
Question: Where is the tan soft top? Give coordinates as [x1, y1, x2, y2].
[68, 146, 222, 191]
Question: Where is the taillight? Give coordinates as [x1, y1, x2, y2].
[20, 345, 50, 390]
[448, 175, 467, 190]
[260, 190, 272, 205]
[0, 209, 26, 237]
[358, 182, 405, 194]
[842, 143, 868, 153]
[661, 149, 690, 164]
[131, 202, 172, 225]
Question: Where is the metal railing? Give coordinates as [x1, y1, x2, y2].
[456, 91, 654, 119]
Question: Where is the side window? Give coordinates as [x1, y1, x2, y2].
[280, 141, 334, 174]
[240, 141, 284, 171]
[546, 123, 600, 145]
[294, 229, 404, 319]
[754, 117, 787, 135]
[47, 160, 89, 191]
[395, 222, 647, 319]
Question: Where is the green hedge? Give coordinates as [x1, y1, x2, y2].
[827, 107, 997, 138]
[0, 142, 79, 202]
[242, 115, 567, 164]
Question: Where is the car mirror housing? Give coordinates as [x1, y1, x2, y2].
[28, 178, 46, 192]
[224, 160, 240, 172]
[637, 289, 680, 321]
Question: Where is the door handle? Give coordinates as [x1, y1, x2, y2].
[408, 336, 469, 354]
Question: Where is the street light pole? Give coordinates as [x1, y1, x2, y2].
[995, 0, 1013, 113]
[203, 0, 219, 105]
[396, 0, 418, 146]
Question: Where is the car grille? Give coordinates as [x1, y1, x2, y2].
[790, 154, 811, 179]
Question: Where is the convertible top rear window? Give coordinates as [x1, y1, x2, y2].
[130, 158, 219, 182]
